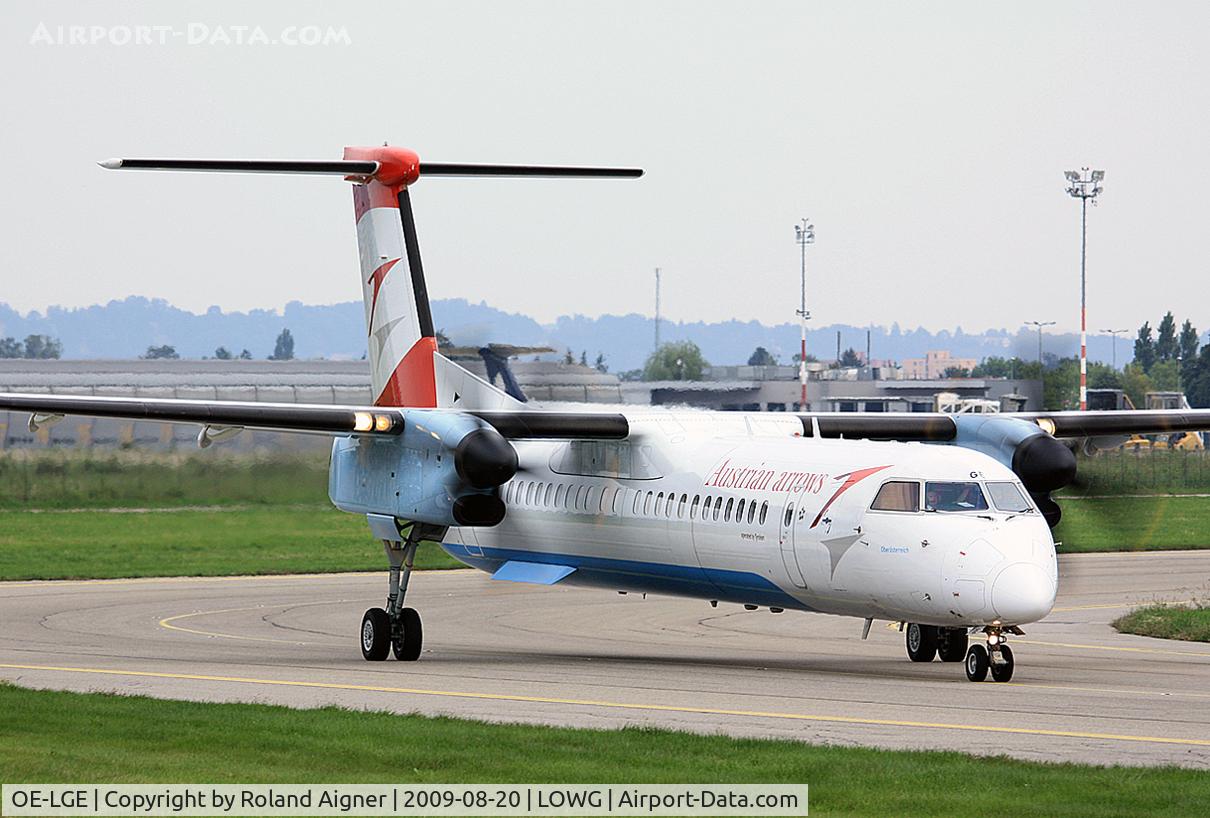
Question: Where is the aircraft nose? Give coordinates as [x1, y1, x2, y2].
[991, 562, 1056, 624]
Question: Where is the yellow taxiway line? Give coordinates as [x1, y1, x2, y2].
[1, 662, 1207, 749]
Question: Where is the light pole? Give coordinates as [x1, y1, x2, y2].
[1025, 321, 1056, 365]
[1065, 168, 1105, 410]
[1101, 328, 1129, 370]
[794, 219, 814, 410]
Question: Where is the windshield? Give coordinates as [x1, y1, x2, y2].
[985, 481, 1034, 513]
[924, 481, 989, 512]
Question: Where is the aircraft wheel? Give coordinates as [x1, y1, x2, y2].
[906, 623, 938, 662]
[964, 644, 989, 682]
[937, 628, 968, 662]
[990, 644, 1015, 683]
[361, 608, 391, 661]
[392, 607, 423, 661]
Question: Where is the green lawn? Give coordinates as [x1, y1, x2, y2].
[1053, 495, 1210, 552]
[0, 507, 461, 580]
[0, 685, 1206, 818]
[1114, 604, 1210, 642]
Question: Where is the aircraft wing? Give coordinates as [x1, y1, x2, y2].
[0, 392, 629, 440]
[796, 410, 1210, 441]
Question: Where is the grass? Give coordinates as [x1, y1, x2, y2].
[0, 449, 330, 509]
[0, 507, 461, 580]
[0, 685, 1207, 818]
[1114, 603, 1210, 642]
[1053, 495, 1210, 552]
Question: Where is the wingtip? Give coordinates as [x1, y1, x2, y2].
[98, 158, 123, 170]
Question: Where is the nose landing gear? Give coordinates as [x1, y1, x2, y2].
[964, 626, 1016, 682]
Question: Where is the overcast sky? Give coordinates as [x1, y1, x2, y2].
[2, 1, 1208, 336]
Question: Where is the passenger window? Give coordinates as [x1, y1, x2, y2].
[677, 493, 687, 518]
[598, 486, 608, 513]
[525, 482, 535, 505]
[784, 503, 794, 527]
[871, 481, 920, 512]
[925, 481, 989, 512]
[612, 488, 623, 514]
[656, 492, 664, 515]
[747, 500, 756, 524]
[543, 483, 554, 507]
[632, 490, 641, 515]
[567, 484, 579, 510]
[736, 498, 746, 523]
[577, 484, 588, 510]
[724, 497, 734, 522]
[555, 483, 566, 507]
[691, 495, 701, 519]
[644, 491, 653, 515]
[713, 496, 723, 521]
[665, 494, 674, 517]
[758, 501, 768, 525]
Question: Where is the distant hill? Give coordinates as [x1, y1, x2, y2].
[0, 296, 1123, 372]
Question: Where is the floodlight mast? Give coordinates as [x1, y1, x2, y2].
[1065, 168, 1105, 410]
[1026, 320, 1056, 365]
[1101, 328, 1129, 370]
[794, 219, 815, 410]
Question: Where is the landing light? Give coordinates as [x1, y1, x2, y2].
[353, 411, 374, 432]
[374, 414, 393, 432]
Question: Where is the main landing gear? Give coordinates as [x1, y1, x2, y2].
[905, 623, 1014, 682]
[361, 522, 445, 662]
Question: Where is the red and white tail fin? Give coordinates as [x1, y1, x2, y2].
[100, 148, 641, 409]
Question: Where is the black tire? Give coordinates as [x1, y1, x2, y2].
[937, 628, 969, 662]
[392, 607, 423, 661]
[990, 644, 1015, 683]
[361, 608, 391, 661]
[964, 643, 990, 682]
[906, 623, 938, 662]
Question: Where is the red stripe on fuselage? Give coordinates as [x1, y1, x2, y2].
[810, 465, 892, 528]
[376, 336, 438, 408]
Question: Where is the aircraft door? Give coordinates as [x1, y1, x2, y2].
[778, 498, 807, 588]
[794, 484, 864, 593]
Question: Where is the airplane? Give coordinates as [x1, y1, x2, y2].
[5, 145, 1210, 684]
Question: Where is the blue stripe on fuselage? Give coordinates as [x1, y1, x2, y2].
[440, 541, 811, 611]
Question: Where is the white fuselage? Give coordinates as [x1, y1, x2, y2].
[441, 411, 1058, 629]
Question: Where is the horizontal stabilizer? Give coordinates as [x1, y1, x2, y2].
[420, 163, 642, 178]
[491, 561, 576, 585]
[99, 158, 378, 175]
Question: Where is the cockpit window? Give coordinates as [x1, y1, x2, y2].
[871, 481, 920, 512]
[924, 481, 989, 512]
[986, 481, 1033, 513]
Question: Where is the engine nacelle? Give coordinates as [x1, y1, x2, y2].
[949, 414, 1076, 528]
[328, 409, 517, 527]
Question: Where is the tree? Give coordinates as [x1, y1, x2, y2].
[1042, 356, 1081, 410]
[747, 346, 777, 366]
[943, 366, 970, 379]
[839, 347, 862, 367]
[579, 350, 588, 367]
[1156, 312, 1178, 361]
[1087, 362, 1122, 389]
[0, 337, 22, 358]
[791, 352, 819, 364]
[214, 346, 233, 360]
[1134, 322, 1156, 373]
[238, 349, 252, 360]
[1179, 319, 1200, 387]
[1186, 345, 1210, 408]
[435, 329, 453, 350]
[643, 341, 707, 381]
[594, 352, 608, 373]
[22, 334, 62, 359]
[1120, 363, 1154, 409]
[1150, 359, 1180, 391]
[563, 348, 574, 365]
[142, 344, 179, 360]
[271, 328, 295, 361]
